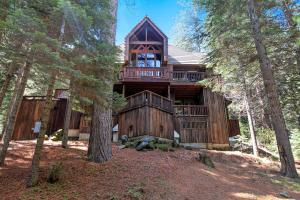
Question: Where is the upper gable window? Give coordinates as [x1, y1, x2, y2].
[128, 21, 164, 67]
[130, 45, 161, 67]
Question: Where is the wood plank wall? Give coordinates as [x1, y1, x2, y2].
[176, 116, 208, 143]
[12, 97, 83, 140]
[119, 105, 174, 139]
[204, 89, 229, 144]
[228, 119, 240, 137]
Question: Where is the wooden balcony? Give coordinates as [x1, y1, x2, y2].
[123, 90, 173, 113]
[171, 71, 205, 82]
[120, 67, 170, 82]
[119, 66, 205, 83]
[174, 105, 208, 116]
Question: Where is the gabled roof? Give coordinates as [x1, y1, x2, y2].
[168, 45, 206, 65]
[118, 44, 206, 65]
[125, 16, 168, 41]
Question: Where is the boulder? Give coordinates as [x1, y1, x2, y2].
[136, 141, 149, 151]
[118, 145, 126, 149]
[279, 192, 291, 199]
[196, 153, 215, 168]
[121, 135, 129, 144]
[135, 136, 156, 151]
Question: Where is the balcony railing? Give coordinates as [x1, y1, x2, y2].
[123, 90, 173, 113]
[171, 71, 205, 82]
[120, 67, 170, 81]
[174, 105, 208, 116]
[120, 67, 205, 83]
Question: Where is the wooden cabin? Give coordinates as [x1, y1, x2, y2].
[113, 16, 239, 149]
[11, 89, 84, 140]
[11, 17, 240, 149]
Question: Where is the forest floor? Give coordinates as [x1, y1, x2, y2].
[0, 141, 300, 200]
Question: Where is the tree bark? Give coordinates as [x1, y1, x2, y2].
[239, 63, 259, 156]
[27, 72, 56, 187]
[62, 80, 74, 148]
[1, 67, 22, 142]
[245, 96, 259, 156]
[0, 60, 32, 165]
[247, 0, 298, 178]
[256, 86, 273, 129]
[88, 103, 112, 162]
[88, 0, 118, 163]
[0, 65, 15, 109]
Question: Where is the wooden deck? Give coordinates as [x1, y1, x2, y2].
[122, 90, 173, 113]
[119, 66, 205, 83]
[119, 90, 174, 139]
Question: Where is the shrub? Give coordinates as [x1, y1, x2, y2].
[239, 117, 250, 139]
[156, 144, 169, 152]
[290, 129, 300, 160]
[51, 129, 63, 141]
[47, 162, 63, 183]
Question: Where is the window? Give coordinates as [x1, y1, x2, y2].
[129, 45, 162, 67]
[137, 53, 146, 67]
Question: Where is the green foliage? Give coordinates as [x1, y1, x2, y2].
[290, 129, 300, 160]
[51, 129, 63, 141]
[47, 162, 63, 184]
[256, 128, 277, 152]
[239, 117, 250, 139]
[128, 184, 144, 200]
[112, 92, 127, 112]
[156, 144, 169, 151]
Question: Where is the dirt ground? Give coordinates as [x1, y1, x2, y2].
[0, 141, 299, 200]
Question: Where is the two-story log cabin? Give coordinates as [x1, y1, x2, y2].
[11, 16, 239, 149]
[113, 16, 238, 149]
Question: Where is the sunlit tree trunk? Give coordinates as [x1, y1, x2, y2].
[0, 65, 15, 109]
[62, 80, 74, 148]
[244, 96, 259, 156]
[247, 0, 298, 178]
[27, 15, 66, 187]
[88, 0, 118, 163]
[27, 72, 56, 187]
[239, 63, 259, 156]
[0, 60, 32, 165]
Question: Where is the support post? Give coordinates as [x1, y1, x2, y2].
[168, 85, 171, 99]
[122, 84, 125, 97]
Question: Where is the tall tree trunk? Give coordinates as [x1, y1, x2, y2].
[0, 65, 15, 109]
[88, 103, 112, 162]
[256, 86, 272, 129]
[247, 0, 298, 178]
[239, 63, 259, 156]
[0, 60, 32, 165]
[62, 80, 74, 148]
[88, 0, 118, 163]
[1, 67, 22, 142]
[245, 96, 259, 156]
[27, 72, 56, 187]
[27, 14, 65, 187]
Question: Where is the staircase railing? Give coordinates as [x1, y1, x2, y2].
[173, 105, 208, 116]
[171, 71, 205, 82]
[123, 90, 173, 113]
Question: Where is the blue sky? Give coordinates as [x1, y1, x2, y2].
[116, 0, 186, 44]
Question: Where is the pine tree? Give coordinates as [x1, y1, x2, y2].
[87, 0, 118, 163]
[0, 4, 58, 165]
[247, 0, 298, 178]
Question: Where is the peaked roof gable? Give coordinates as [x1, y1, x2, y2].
[124, 16, 168, 63]
[125, 16, 168, 41]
